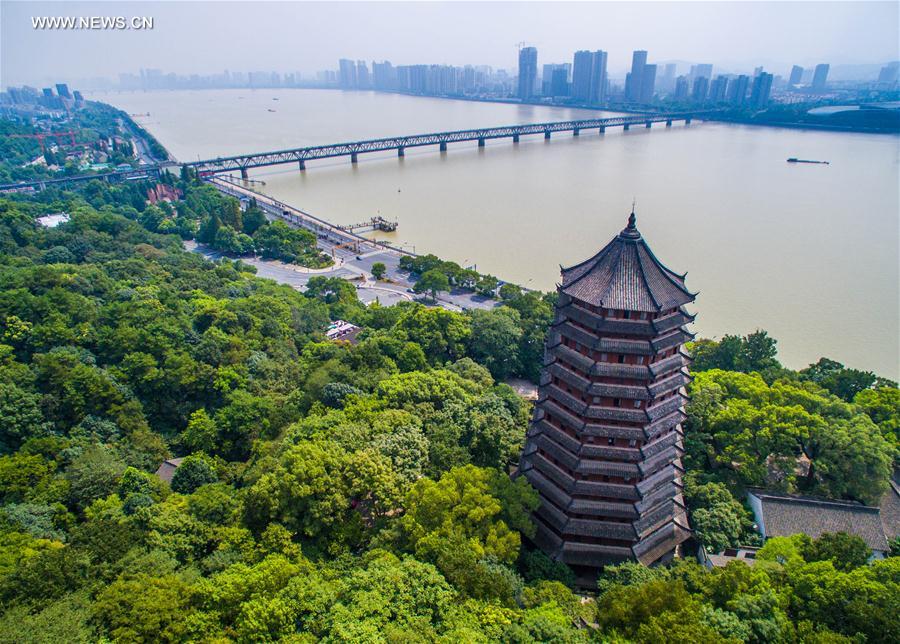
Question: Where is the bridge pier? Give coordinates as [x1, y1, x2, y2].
[599, 126, 605, 134]
[666, 120, 672, 127]
[544, 131, 551, 140]
[685, 117, 692, 125]
[397, 147, 404, 157]
[298, 160, 306, 171]
[351, 152, 358, 164]
[439, 141, 447, 152]
[573, 128, 580, 136]
[240, 168, 248, 180]
[646, 121, 652, 128]
[478, 138, 485, 147]
[513, 134, 519, 143]
[623, 124, 630, 131]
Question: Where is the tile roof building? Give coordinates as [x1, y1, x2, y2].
[519, 212, 696, 573]
[747, 489, 891, 555]
[154, 457, 184, 484]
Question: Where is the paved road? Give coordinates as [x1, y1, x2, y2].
[202, 178, 498, 313]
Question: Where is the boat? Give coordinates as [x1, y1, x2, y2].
[267, 108, 276, 113]
[787, 158, 829, 164]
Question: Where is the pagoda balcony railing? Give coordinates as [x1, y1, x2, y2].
[597, 337, 655, 356]
[561, 541, 634, 566]
[641, 431, 680, 459]
[636, 481, 680, 514]
[530, 419, 582, 454]
[546, 343, 594, 373]
[632, 521, 684, 564]
[542, 385, 588, 416]
[536, 498, 569, 532]
[523, 468, 574, 510]
[553, 321, 601, 350]
[549, 362, 592, 391]
[532, 452, 576, 493]
[584, 404, 648, 423]
[532, 518, 564, 553]
[589, 381, 651, 400]
[574, 478, 641, 501]
[651, 309, 696, 334]
[591, 361, 653, 380]
[557, 303, 657, 337]
[638, 444, 682, 477]
[634, 498, 677, 536]
[565, 517, 637, 541]
[535, 436, 581, 471]
[651, 328, 695, 353]
[647, 370, 690, 398]
[636, 464, 678, 497]
[648, 352, 690, 378]
[576, 458, 641, 478]
[644, 410, 686, 441]
[583, 422, 646, 442]
[580, 443, 642, 462]
[536, 400, 587, 433]
[569, 497, 638, 519]
[646, 395, 688, 421]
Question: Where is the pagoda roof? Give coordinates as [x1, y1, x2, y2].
[560, 212, 695, 312]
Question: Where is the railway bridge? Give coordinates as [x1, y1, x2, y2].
[184, 112, 696, 179]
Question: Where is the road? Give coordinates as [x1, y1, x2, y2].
[191, 178, 498, 312]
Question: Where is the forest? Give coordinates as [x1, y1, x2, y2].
[0, 175, 897, 643]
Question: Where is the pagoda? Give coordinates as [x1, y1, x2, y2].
[519, 211, 696, 571]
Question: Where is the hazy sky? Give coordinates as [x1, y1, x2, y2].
[3, 1, 898, 87]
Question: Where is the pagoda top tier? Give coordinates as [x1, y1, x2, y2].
[560, 211, 695, 312]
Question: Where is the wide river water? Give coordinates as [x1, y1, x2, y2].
[96, 89, 899, 378]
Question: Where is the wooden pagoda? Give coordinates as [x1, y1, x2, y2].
[519, 211, 696, 571]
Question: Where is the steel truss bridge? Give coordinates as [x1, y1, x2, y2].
[185, 113, 695, 178]
[0, 113, 697, 192]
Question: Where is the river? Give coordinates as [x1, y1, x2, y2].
[94, 89, 900, 378]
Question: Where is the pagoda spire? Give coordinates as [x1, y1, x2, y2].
[620, 207, 641, 240]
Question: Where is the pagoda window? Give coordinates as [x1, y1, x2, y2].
[640, 312, 648, 320]
[618, 355, 625, 364]
[628, 439, 637, 447]
[613, 398, 621, 407]
[601, 353, 608, 361]
[637, 356, 645, 365]
[623, 310, 631, 319]
[633, 400, 642, 409]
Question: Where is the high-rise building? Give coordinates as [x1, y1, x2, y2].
[660, 63, 677, 93]
[709, 75, 729, 103]
[550, 67, 570, 97]
[727, 75, 750, 105]
[750, 72, 773, 107]
[878, 62, 899, 85]
[812, 64, 830, 91]
[55, 83, 71, 99]
[572, 50, 608, 104]
[356, 61, 370, 89]
[689, 64, 712, 84]
[372, 61, 396, 90]
[519, 211, 696, 572]
[692, 76, 709, 102]
[788, 65, 804, 86]
[518, 46, 538, 100]
[639, 64, 657, 103]
[338, 59, 357, 88]
[626, 50, 648, 101]
[673, 76, 690, 101]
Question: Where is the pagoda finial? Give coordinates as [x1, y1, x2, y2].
[620, 202, 641, 239]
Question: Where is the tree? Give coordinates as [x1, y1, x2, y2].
[371, 262, 386, 280]
[170, 454, 218, 494]
[498, 283, 522, 301]
[466, 308, 523, 380]
[801, 357, 884, 402]
[802, 532, 872, 571]
[414, 269, 450, 302]
[92, 573, 196, 643]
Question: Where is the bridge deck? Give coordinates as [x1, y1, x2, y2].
[185, 112, 695, 175]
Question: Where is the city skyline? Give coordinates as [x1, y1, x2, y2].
[3, 1, 898, 89]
